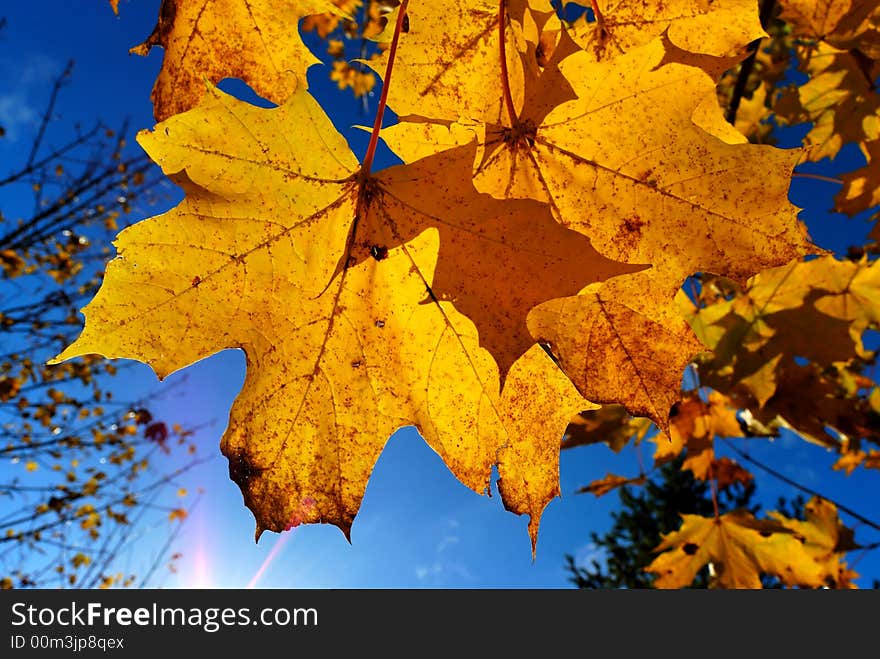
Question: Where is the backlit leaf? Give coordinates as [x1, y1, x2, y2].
[647, 510, 828, 588]
[132, 0, 339, 120]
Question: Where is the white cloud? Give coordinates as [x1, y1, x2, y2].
[436, 534, 459, 553]
[414, 518, 474, 585]
[414, 560, 474, 584]
[573, 542, 606, 570]
[0, 93, 38, 141]
[17, 53, 61, 87]
[0, 53, 61, 142]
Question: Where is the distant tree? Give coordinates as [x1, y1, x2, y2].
[0, 60, 203, 589]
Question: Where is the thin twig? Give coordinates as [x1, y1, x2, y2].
[722, 439, 880, 533]
[726, 0, 776, 125]
[26, 60, 73, 172]
[361, 0, 410, 176]
[138, 491, 203, 588]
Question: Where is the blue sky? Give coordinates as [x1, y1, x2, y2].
[1, 1, 879, 588]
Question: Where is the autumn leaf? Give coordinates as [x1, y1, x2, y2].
[711, 457, 753, 490]
[779, 0, 880, 56]
[301, 0, 362, 38]
[54, 1, 840, 556]
[646, 510, 829, 588]
[528, 280, 704, 429]
[486, 40, 808, 280]
[836, 141, 880, 216]
[833, 448, 880, 474]
[562, 404, 652, 453]
[496, 344, 590, 550]
[774, 43, 880, 162]
[168, 508, 188, 522]
[363, 145, 638, 376]
[578, 472, 646, 497]
[51, 84, 596, 546]
[368, 0, 536, 125]
[769, 496, 859, 588]
[568, 0, 765, 62]
[652, 391, 745, 478]
[362, 0, 406, 42]
[686, 256, 880, 447]
[731, 84, 773, 143]
[132, 0, 341, 120]
[53, 84, 360, 380]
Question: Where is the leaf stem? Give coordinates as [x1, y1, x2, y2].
[499, 0, 517, 125]
[590, 0, 605, 31]
[361, 0, 410, 176]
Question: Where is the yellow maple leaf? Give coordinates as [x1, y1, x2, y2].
[375, 146, 637, 376]
[568, 0, 765, 62]
[733, 84, 773, 143]
[302, 0, 362, 38]
[647, 510, 828, 588]
[769, 496, 859, 588]
[329, 60, 378, 97]
[51, 84, 597, 547]
[132, 0, 341, 120]
[368, 0, 541, 125]
[390, 38, 810, 280]
[780, 0, 880, 57]
[528, 279, 704, 430]
[496, 345, 592, 550]
[774, 42, 880, 161]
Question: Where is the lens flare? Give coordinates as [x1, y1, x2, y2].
[246, 532, 293, 589]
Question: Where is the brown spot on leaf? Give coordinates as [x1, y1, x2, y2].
[683, 542, 699, 555]
[622, 215, 644, 236]
[227, 449, 262, 488]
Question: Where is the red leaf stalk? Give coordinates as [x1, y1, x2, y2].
[362, 0, 410, 176]
[499, 0, 517, 125]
